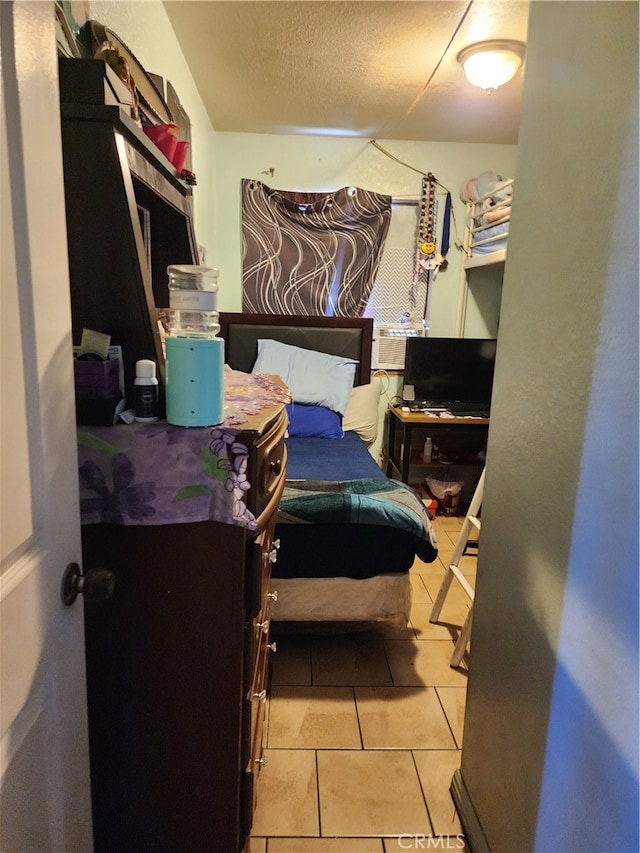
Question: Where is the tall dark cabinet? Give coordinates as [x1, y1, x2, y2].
[58, 57, 198, 404]
[59, 58, 282, 852]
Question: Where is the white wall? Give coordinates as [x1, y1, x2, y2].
[213, 133, 517, 338]
[459, 2, 639, 850]
[88, 1, 217, 260]
[75, 3, 518, 341]
[212, 134, 517, 457]
[75, 2, 517, 460]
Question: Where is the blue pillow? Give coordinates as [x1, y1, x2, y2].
[252, 339, 357, 415]
[286, 403, 344, 439]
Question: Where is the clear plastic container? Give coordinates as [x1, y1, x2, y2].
[167, 264, 220, 337]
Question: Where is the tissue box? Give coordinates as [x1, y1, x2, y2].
[74, 357, 120, 400]
[75, 396, 124, 426]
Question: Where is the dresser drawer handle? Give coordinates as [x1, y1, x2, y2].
[269, 548, 278, 563]
[268, 642, 277, 653]
[267, 590, 278, 601]
[255, 757, 267, 768]
[252, 689, 267, 703]
[256, 619, 270, 635]
[269, 458, 282, 476]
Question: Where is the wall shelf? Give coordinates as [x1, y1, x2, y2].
[463, 248, 506, 270]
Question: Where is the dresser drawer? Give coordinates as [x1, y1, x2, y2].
[250, 596, 275, 694]
[246, 520, 279, 618]
[247, 409, 288, 519]
[243, 509, 281, 804]
[246, 636, 271, 768]
[247, 686, 268, 789]
[248, 528, 279, 709]
[229, 394, 287, 841]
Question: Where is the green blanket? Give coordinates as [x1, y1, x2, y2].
[277, 478, 439, 564]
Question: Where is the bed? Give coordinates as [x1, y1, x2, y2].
[219, 312, 438, 628]
[460, 170, 514, 268]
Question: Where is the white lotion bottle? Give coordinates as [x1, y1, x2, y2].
[134, 359, 159, 422]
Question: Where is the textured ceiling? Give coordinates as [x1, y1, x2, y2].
[163, 0, 529, 144]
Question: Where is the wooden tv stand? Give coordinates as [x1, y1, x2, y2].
[383, 405, 489, 505]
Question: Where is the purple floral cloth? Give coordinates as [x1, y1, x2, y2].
[223, 368, 291, 424]
[77, 370, 290, 528]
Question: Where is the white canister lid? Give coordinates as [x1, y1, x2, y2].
[135, 359, 157, 379]
[167, 264, 219, 276]
[167, 264, 219, 285]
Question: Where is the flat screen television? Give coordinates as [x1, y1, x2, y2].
[402, 337, 497, 409]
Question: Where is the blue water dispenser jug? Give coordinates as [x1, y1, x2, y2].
[164, 264, 224, 427]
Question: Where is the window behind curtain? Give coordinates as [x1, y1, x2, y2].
[364, 201, 431, 326]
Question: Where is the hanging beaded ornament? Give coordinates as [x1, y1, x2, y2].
[419, 173, 437, 258]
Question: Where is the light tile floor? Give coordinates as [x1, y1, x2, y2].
[250, 515, 475, 852]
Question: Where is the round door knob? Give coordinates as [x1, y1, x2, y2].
[61, 562, 115, 606]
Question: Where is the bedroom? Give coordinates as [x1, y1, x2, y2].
[1, 2, 637, 853]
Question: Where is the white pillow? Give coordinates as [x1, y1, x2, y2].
[252, 339, 357, 415]
[342, 381, 382, 446]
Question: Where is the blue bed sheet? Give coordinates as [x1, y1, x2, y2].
[275, 430, 438, 580]
[285, 430, 385, 481]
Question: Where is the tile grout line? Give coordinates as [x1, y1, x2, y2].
[259, 519, 469, 846]
[352, 684, 365, 751]
[314, 747, 323, 838]
[409, 748, 437, 838]
[434, 685, 463, 750]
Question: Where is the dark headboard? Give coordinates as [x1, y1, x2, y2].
[219, 313, 373, 386]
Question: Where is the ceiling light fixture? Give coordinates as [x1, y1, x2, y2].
[457, 40, 526, 92]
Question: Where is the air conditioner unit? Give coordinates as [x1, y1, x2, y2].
[372, 323, 426, 370]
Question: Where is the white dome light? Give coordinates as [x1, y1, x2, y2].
[458, 40, 526, 92]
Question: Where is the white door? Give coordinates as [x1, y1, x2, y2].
[0, 3, 93, 850]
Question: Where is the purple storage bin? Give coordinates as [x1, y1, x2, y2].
[74, 357, 120, 400]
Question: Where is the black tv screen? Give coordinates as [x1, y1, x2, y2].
[403, 337, 497, 405]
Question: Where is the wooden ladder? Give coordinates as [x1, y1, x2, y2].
[429, 467, 485, 667]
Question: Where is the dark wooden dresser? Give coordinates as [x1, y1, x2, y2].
[79, 400, 287, 852]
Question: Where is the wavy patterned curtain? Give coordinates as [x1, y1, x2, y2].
[241, 179, 392, 316]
